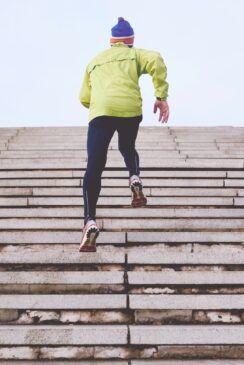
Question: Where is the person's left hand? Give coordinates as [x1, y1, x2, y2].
[153, 100, 169, 123]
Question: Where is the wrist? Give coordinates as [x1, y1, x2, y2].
[156, 97, 167, 101]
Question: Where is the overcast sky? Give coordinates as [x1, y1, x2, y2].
[0, 0, 243, 127]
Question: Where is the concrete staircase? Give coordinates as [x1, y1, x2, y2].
[0, 125, 244, 364]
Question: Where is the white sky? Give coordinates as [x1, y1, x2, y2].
[0, 0, 243, 127]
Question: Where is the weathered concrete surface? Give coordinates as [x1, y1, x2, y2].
[0, 126, 244, 361]
[130, 325, 244, 344]
[0, 325, 128, 344]
[0, 294, 126, 309]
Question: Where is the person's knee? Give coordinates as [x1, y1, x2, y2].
[85, 157, 106, 179]
[119, 143, 134, 157]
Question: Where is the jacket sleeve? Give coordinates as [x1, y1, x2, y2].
[136, 49, 169, 100]
[79, 66, 91, 108]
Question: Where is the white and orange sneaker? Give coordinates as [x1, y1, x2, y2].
[79, 219, 100, 252]
[129, 175, 147, 208]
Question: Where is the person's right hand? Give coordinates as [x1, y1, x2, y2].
[153, 100, 169, 123]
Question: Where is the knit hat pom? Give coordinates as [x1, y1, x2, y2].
[111, 17, 134, 37]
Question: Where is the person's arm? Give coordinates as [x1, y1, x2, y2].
[137, 49, 169, 123]
[79, 66, 91, 108]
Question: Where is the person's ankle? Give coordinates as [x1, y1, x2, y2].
[129, 175, 142, 185]
[84, 217, 96, 226]
[130, 174, 140, 180]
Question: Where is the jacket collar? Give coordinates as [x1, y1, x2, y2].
[110, 42, 133, 48]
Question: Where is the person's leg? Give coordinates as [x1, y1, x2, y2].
[117, 115, 142, 178]
[83, 116, 116, 225]
[116, 115, 147, 207]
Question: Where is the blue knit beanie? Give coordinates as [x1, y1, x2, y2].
[110, 17, 134, 47]
[111, 17, 134, 37]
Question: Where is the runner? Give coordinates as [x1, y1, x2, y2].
[79, 17, 169, 252]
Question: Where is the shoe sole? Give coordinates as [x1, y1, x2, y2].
[132, 196, 147, 207]
[131, 184, 147, 208]
[79, 226, 99, 252]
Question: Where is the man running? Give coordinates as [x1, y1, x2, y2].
[79, 17, 169, 252]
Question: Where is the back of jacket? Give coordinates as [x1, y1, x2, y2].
[79, 42, 169, 122]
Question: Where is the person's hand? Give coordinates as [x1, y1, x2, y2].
[153, 99, 169, 123]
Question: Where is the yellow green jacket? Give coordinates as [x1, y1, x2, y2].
[79, 42, 169, 122]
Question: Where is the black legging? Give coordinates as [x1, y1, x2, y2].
[82, 114, 142, 225]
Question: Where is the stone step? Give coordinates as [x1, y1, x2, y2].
[3, 151, 244, 159]
[1, 217, 244, 230]
[0, 158, 243, 169]
[127, 244, 244, 264]
[0, 196, 234, 207]
[127, 231, 244, 243]
[0, 179, 81, 187]
[4, 143, 181, 149]
[7, 141, 177, 148]
[128, 271, 244, 285]
[0, 325, 244, 345]
[0, 179, 239, 189]
[1, 231, 244, 245]
[217, 142, 244, 146]
[129, 294, 244, 309]
[236, 190, 244, 196]
[0, 170, 228, 179]
[0, 170, 73, 178]
[5, 139, 176, 145]
[0, 231, 125, 244]
[186, 153, 244, 158]
[0, 271, 124, 285]
[0, 294, 126, 309]
[0, 197, 28, 206]
[225, 180, 244, 186]
[176, 143, 217, 148]
[25, 196, 236, 206]
[0, 179, 233, 196]
[0, 325, 128, 345]
[180, 147, 226, 151]
[0, 187, 240, 197]
[0, 129, 19, 133]
[1, 207, 243, 218]
[234, 198, 244, 206]
[130, 325, 244, 344]
[0, 244, 125, 264]
[149, 188, 236, 196]
[1, 179, 229, 188]
[1, 243, 243, 265]
[0, 150, 182, 158]
[227, 171, 244, 178]
[0, 271, 243, 286]
[101, 218, 244, 230]
[0, 293, 243, 310]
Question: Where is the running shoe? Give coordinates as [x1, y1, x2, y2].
[79, 219, 100, 252]
[129, 175, 147, 208]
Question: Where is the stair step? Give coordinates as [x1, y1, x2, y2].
[128, 271, 244, 285]
[1, 217, 244, 230]
[130, 325, 244, 344]
[0, 243, 124, 264]
[127, 244, 244, 264]
[0, 325, 128, 345]
[0, 271, 124, 285]
[0, 158, 243, 169]
[0, 294, 126, 309]
[0, 207, 243, 218]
